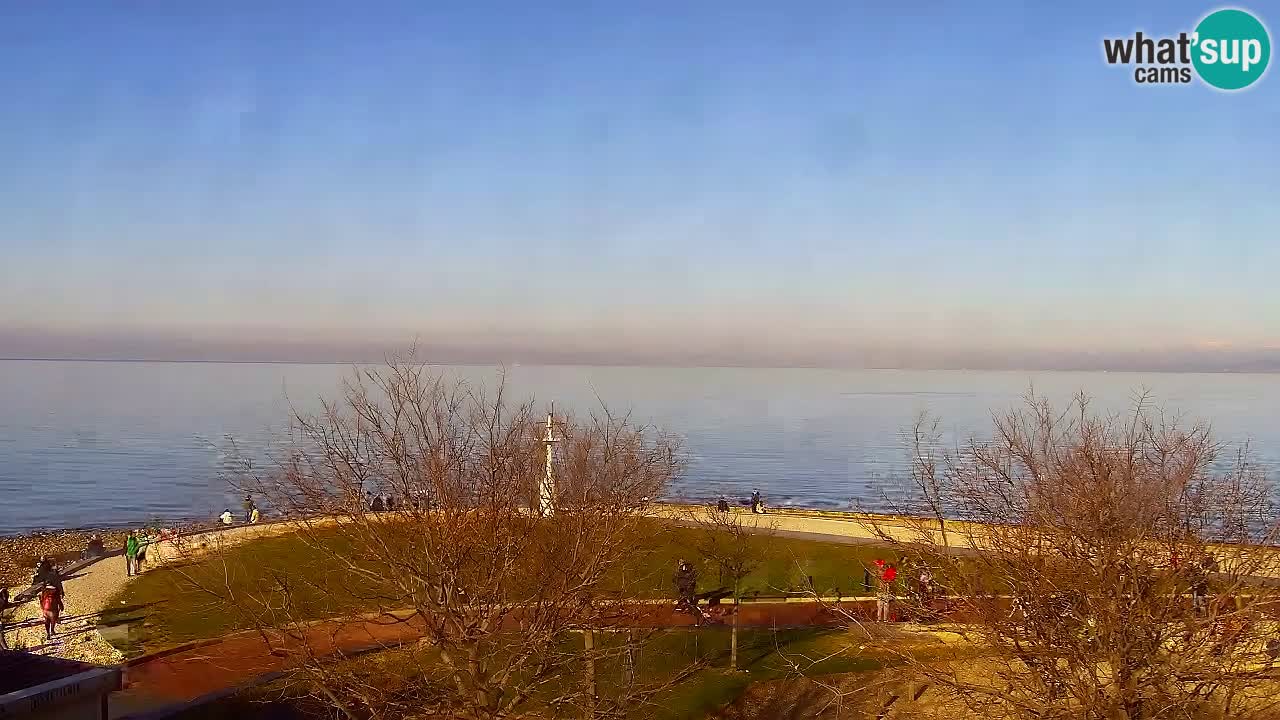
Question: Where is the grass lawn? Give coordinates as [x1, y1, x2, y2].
[167, 626, 884, 720]
[101, 518, 909, 656]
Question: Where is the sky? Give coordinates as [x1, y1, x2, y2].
[1, 1, 1278, 370]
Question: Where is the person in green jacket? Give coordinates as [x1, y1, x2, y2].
[125, 530, 139, 577]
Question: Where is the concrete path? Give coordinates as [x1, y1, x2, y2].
[109, 599, 859, 719]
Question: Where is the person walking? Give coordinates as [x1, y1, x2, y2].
[877, 564, 898, 622]
[135, 529, 154, 573]
[0, 588, 11, 650]
[750, 490, 762, 514]
[243, 494, 255, 523]
[40, 583, 64, 640]
[916, 568, 935, 622]
[125, 530, 140, 576]
[1192, 554, 1217, 616]
[717, 497, 730, 513]
[673, 559, 700, 621]
[33, 556, 63, 595]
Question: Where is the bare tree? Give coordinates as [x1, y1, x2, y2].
[850, 390, 1280, 719]
[189, 353, 690, 719]
[694, 506, 775, 671]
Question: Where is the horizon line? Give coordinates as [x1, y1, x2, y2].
[1, 356, 1277, 375]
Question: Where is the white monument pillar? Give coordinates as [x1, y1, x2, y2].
[539, 411, 559, 516]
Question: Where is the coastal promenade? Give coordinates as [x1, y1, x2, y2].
[7, 501, 1280, 677]
[106, 501, 1280, 583]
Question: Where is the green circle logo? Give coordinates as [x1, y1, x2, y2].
[1193, 9, 1271, 90]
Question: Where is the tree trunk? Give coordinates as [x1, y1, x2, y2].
[730, 580, 739, 671]
[624, 629, 636, 687]
[583, 628, 597, 719]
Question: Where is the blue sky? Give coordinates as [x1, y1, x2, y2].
[1, 1, 1277, 368]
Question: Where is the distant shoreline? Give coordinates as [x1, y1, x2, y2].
[0, 357, 1277, 375]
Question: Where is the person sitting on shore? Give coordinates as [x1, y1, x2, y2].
[220, 508, 234, 525]
[82, 534, 106, 559]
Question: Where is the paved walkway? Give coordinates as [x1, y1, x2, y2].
[109, 599, 858, 719]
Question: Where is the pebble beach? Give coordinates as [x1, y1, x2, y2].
[0, 529, 128, 589]
[2, 529, 130, 664]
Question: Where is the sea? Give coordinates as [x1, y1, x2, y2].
[1, 360, 1277, 535]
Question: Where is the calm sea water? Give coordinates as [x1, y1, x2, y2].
[0, 360, 1277, 534]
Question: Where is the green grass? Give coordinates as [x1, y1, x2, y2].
[637, 628, 882, 720]
[102, 519, 908, 656]
[166, 627, 883, 720]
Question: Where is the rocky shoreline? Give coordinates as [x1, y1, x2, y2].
[0, 528, 129, 589]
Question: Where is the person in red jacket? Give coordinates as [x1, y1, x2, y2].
[40, 584, 64, 639]
[877, 564, 898, 621]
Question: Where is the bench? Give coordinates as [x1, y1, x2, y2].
[696, 588, 734, 606]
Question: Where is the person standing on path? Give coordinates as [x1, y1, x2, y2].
[136, 529, 155, 573]
[125, 530, 139, 576]
[877, 564, 897, 622]
[40, 583, 64, 640]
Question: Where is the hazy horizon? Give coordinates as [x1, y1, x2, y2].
[2, 2, 1277, 370]
[3, 328, 1279, 373]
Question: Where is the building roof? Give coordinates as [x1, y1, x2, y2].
[0, 651, 101, 696]
[0, 650, 121, 719]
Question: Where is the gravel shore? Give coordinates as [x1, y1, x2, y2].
[0, 529, 128, 589]
[3, 555, 128, 664]
[1, 530, 132, 663]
